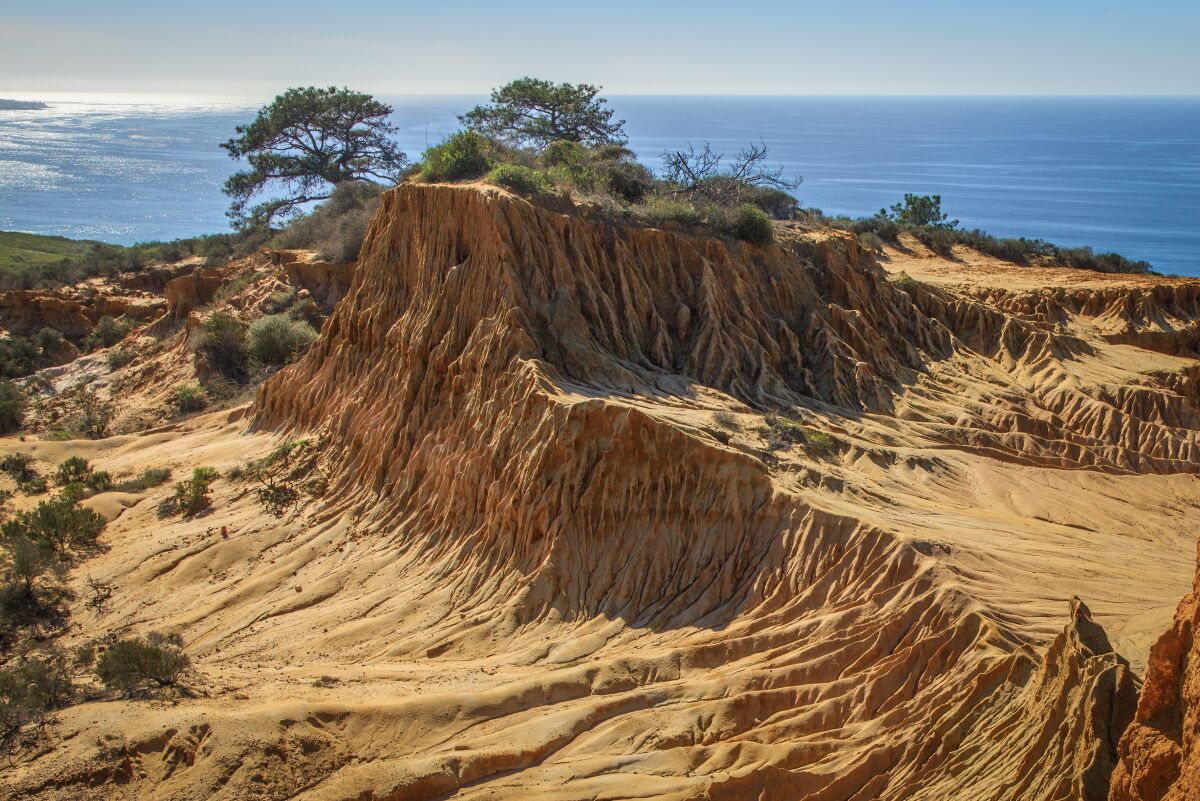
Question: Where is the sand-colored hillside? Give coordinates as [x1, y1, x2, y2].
[3, 185, 1199, 801]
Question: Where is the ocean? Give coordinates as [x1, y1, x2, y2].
[1, 95, 1197, 276]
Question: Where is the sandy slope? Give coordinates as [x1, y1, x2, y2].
[3, 186, 1199, 800]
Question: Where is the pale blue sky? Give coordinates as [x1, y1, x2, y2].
[3, 0, 1198, 97]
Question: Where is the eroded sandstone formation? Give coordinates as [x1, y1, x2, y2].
[3, 184, 1198, 800]
[1110, 542, 1200, 801]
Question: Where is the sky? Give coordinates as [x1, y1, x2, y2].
[2, 0, 1198, 99]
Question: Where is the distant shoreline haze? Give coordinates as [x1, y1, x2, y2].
[0, 95, 1197, 276]
[0, 99, 48, 110]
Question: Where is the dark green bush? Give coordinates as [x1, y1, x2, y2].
[0, 381, 26, 433]
[1, 651, 73, 744]
[95, 632, 189, 695]
[419, 131, 494, 182]
[0, 335, 45, 379]
[487, 164, 552, 196]
[33, 327, 65, 357]
[247, 314, 317, 366]
[0, 534, 64, 600]
[747, 187, 798, 220]
[0, 453, 37, 484]
[197, 313, 250, 381]
[881, 193, 957, 229]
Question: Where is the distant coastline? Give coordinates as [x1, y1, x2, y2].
[0, 99, 48, 110]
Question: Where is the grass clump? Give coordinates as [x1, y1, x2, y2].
[114, 467, 171, 493]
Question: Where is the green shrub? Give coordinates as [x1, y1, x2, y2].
[197, 313, 250, 381]
[0, 453, 37, 484]
[729, 204, 773, 246]
[1, 491, 107, 554]
[419, 131, 494, 182]
[95, 632, 189, 695]
[0, 335, 45, 379]
[33, 327, 65, 357]
[86, 471, 112, 492]
[0, 381, 26, 434]
[171, 383, 207, 414]
[858, 232, 885, 252]
[262, 287, 299, 315]
[162, 467, 218, 518]
[881, 194, 958, 229]
[247, 314, 317, 366]
[0, 534, 64, 600]
[1, 651, 73, 743]
[747, 186, 798, 220]
[486, 164, 551, 196]
[54, 456, 91, 486]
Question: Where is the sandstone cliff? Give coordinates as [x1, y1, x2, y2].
[1110, 541, 1200, 801]
[2, 184, 1198, 801]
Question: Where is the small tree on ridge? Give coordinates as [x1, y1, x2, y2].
[221, 87, 407, 229]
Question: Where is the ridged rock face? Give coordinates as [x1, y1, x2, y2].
[240, 184, 1161, 800]
[1109, 542, 1200, 801]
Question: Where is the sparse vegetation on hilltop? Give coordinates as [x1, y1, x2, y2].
[826, 194, 1153, 274]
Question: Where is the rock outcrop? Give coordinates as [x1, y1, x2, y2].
[4, 184, 1199, 801]
[1110, 540, 1200, 801]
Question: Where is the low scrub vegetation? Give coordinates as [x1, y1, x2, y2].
[827, 194, 1152, 274]
[761, 416, 839, 457]
[1, 489, 108, 555]
[159, 467, 218, 518]
[271, 181, 384, 263]
[0, 380, 27, 433]
[171, 383, 208, 414]
[410, 78, 800, 246]
[114, 467, 171, 493]
[247, 313, 317, 366]
[1, 649, 73, 749]
[93, 632, 190, 696]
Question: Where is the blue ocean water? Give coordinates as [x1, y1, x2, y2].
[1, 96, 1197, 276]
